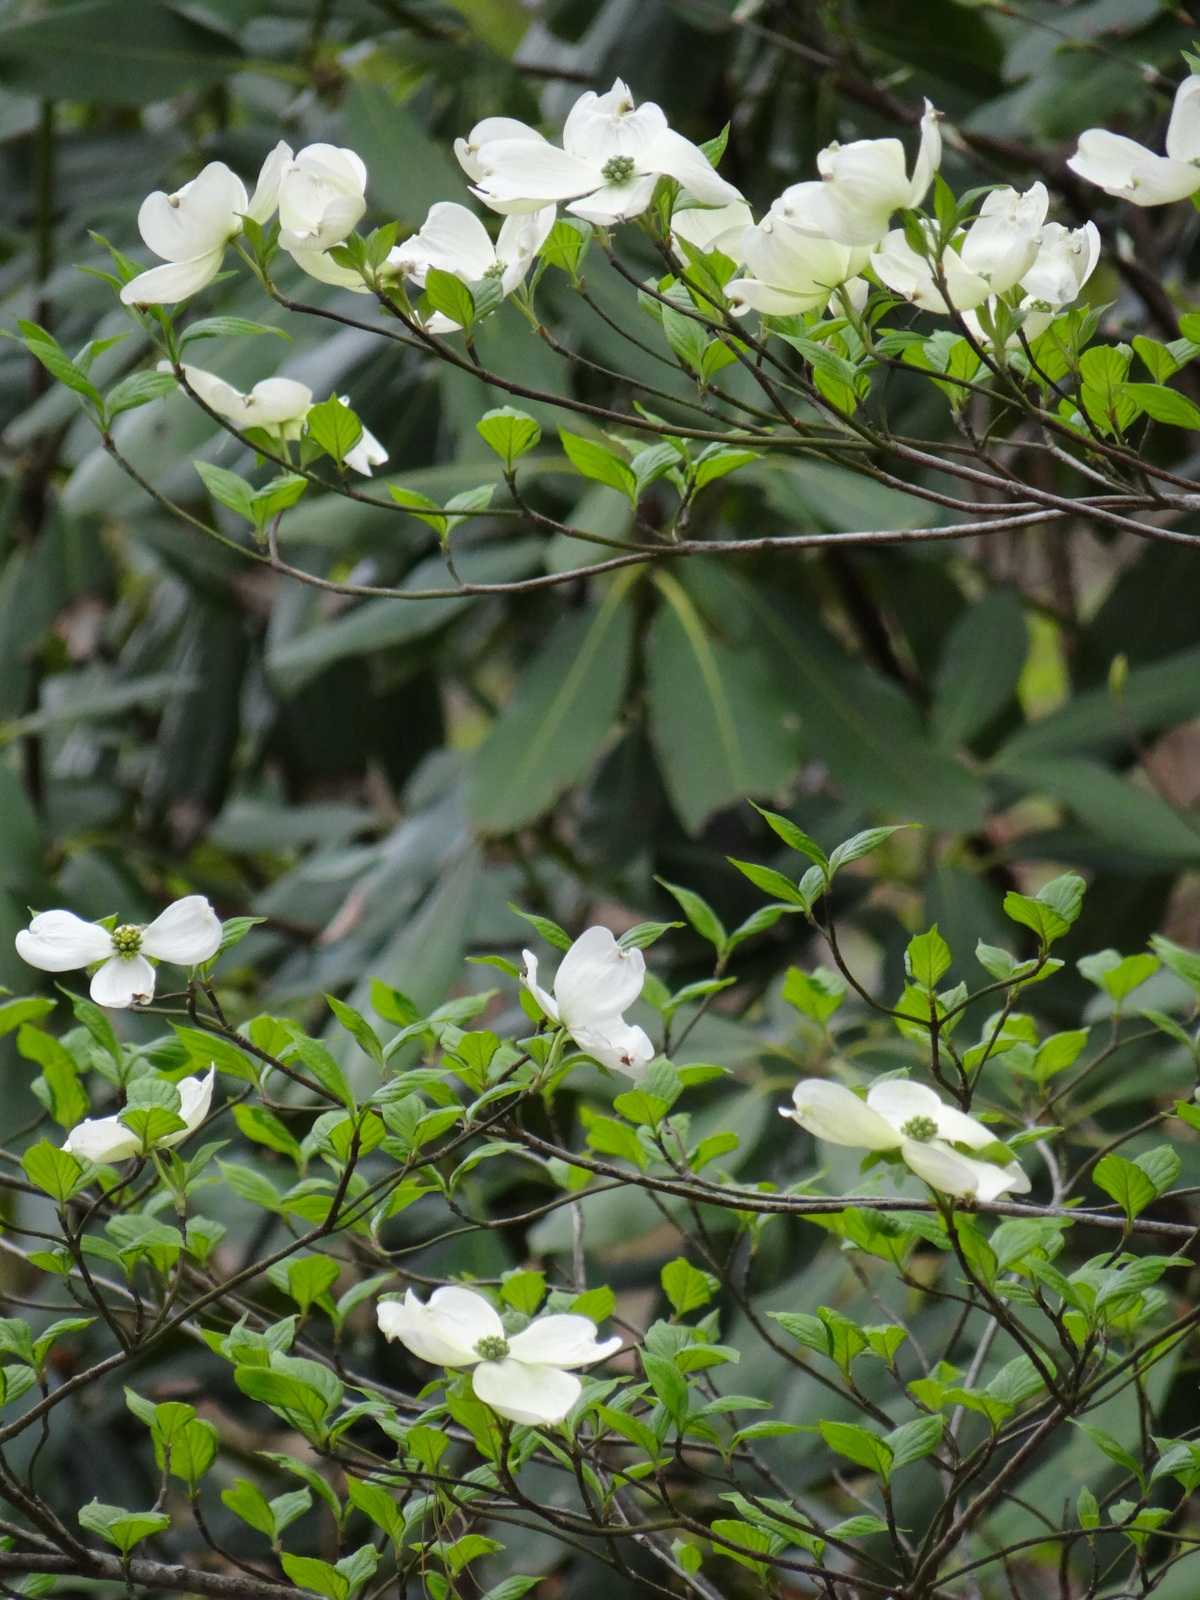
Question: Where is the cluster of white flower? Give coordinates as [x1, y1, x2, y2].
[117, 70, 1200, 389]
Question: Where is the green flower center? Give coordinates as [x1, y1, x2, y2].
[111, 924, 143, 958]
[482, 261, 506, 280]
[601, 155, 636, 184]
[475, 1335, 509, 1362]
[901, 1116, 938, 1143]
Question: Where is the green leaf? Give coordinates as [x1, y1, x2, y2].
[906, 926, 952, 990]
[500, 1269, 545, 1315]
[829, 826, 909, 872]
[285, 1255, 341, 1313]
[0, 2, 241, 103]
[466, 591, 634, 833]
[648, 571, 798, 833]
[661, 1258, 718, 1315]
[1092, 1154, 1158, 1220]
[1150, 934, 1200, 995]
[655, 879, 727, 951]
[326, 995, 383, 1067]
[22, 1140, 93, 1200]
[642, 1352, 689, 1426]
[727, 858, 807, 905]
[280, 1555, 349, 1600]
[194, 461, 256, 522]
[424, 268, 476, 331]
[19, 1026, 89, 1128]
[232, 1105, 301, 1164]
[1074, 1422, 1144, 1488]
[305, 396, 362, 469]
[781, 966, 846, 1025]
[0, 998, 54, 1039]
[540, 218, 592, 277]
[476, 407, 541, 470]
[1077, 950, 1160, 1004]
[1121, 382, 1200, 430]
[78, 1501, 170, 1554]
[932, 590, 1028, 746]
[559, 430, 638, 504]
[1004, 873, 1085, 945]
[749, 804, 829, 868]
[105, 370, 177, 417]
[819, 1420, 893, 1477]
[181, 317, 290, 346]
[887, 1414, 944, 1471]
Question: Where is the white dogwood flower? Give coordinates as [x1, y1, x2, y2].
[1019, 220, 1101, 329]
[957, 184, 1048, 294]
[872, 223, 990, 313]
[467, 80, 741, 226]
[161, 365, 385, 471]
[782, 1078, 1030, 1201]
[728, 211, 870, 316]
[274, 143, 368, 253]
[782, 100, 942, 248]
[120, 145, 287, 306]
[63, 1070, 216, 1164]
[16, 896, 223, 1009]
[1069, 76, 1200, 204]
[162, 362, 313, 440]
[389, 201, 556, 331]
[378, 1285, 621, 1425]
[522, 926, 654, 1079]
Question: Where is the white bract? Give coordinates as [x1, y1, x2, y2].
[728, 211, 870, 316]
[465, 80, 741, 226]
[63, 1070, 215, 1164]
[339, 397, 389, 475]
[521, 926, 654, 1079]
[274, 143, 368, 253]
[1069, 76, 1200, 204]
[872, 223, 991, 313]
[389, 201, 556, 331]
[782, 1077, 1030, 1200]
[782, 100, 942, 248]
[16, 896, 223, 1008]
[164, 362, 313, 440]
[873, 186, 1047, 316]
[957, 184, 1048, 293]
[672, 199, 755, 263]
[1020, 220, 1101, 326]
[120, 145, 287, 307]
[377, 1285, 621, 1425]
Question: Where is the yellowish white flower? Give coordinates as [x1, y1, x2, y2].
[388, 201, 556, 332]
[785, 100, 942, 248]
[63, 1070, 215, 1164]
[1069, 76, 1200, 205]
[465, 80, 741, 226]
[120, 144, 288, 307]
[162, 361, 313, 440]
[672, 200, 755, 263]
[378, 1284, 621, 1425]
[16, 897, 222, 1009]
[728, 211, 870, 316]
[522, 926, 654, 1079]
[782, 1077, 1030, 1201]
